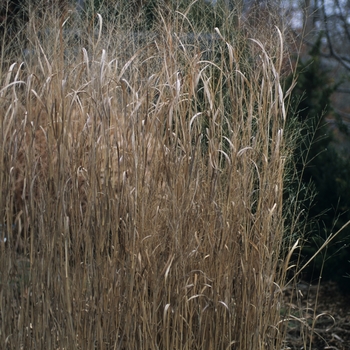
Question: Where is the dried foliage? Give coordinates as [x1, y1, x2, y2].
[0, 2, 311, 349]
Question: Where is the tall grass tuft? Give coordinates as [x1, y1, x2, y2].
[1, 2, 301, 349]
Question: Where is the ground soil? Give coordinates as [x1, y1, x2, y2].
[284, 281, 350, 349]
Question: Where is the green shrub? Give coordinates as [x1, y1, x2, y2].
[288, 34, 350, 291]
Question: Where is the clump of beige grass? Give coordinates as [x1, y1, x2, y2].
[0, 2, 305, 349]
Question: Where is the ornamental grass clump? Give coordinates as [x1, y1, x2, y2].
[0, 1, 300, 349]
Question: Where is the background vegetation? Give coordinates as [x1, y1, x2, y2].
[1, 0, 348, 349]
[289, 35, 350, 291]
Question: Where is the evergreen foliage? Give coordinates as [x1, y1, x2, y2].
[291, 35, 350, 291]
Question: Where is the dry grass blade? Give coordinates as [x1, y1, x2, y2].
[0, 2, 326, 350]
